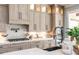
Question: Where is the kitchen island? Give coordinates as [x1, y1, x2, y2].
[1, 48, 76, 55]
[0, 38, 55, 54]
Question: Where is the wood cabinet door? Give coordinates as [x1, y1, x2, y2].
[19, 4, 30, 24]
[0, 6, 8, 32]
[40, 13, 46, 32]
[9, 4, 19, 24]
[34, 12, 40, 32]
[45, 14, 51, 32]
[38, 41, 44, 49]
[43, 40, 50, 49]
[9, 4, 29, 24]
[0, 23, 6, 32]
[29, 11, 34, 32]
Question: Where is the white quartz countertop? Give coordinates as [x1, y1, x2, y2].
[1, 48, 76, 55]
[0, 38, 54, 45]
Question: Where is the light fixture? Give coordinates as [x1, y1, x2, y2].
[30, 4, 34, 10]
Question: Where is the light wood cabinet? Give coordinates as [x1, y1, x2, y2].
[40, 13, 46, 32]
[9, 4, 29, 24]
[18, 4, 29, 24]
[45, 13, 51, 31]
[29, 11, 34, 32]
[0, 23, 7, 32]
[9, 4, 51, 32]
[40, 12, 51, 32]
[0, 39, 55, 53]
[9, 5, 18, 24]
[0, 5, 8, 32]
[34, 12, 40, 32]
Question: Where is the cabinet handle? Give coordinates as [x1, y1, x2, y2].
[18, 47, 22, 50]
[18, 12, 22, 20]
[0, 45, 3, 48]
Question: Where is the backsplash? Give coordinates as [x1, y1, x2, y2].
[6, 24, 27, 39]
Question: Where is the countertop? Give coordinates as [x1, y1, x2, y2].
[1, 48, 76, 55]
[0, 38, 54, 45]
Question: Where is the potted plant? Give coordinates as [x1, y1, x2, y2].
[67, 26, 79, 44]
[67, 26, 79, 54]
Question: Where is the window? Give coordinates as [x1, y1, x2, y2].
[30, 4, 34, 10]
[35, 4, 41, 12]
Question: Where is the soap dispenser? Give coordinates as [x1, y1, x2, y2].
[61, 38, 73, 55]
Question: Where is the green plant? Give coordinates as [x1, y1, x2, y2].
[67, 26, 79, 44]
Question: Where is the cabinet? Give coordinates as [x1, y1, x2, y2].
[40, 13, 51, 32]
[38, 41, 44, 49]
[29, 11, 41, 32]
[51, 5, 64, 34]
[38, 39, 55, 49]
[9, 5, 18, 24]
[18, 4, 29, 24]
[40, 13, 46, 32]
[29, 11, 34, 32]
[34, 12, 40, 32]
[9, 4, 29, 24]
[0, 23, 7, 32]
[45, 13, 51, 31]
[0, 39, 55, 53]
[0, 5, 8, 32]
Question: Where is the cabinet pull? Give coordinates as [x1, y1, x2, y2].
[0, 45, 3, 48]
[18, 12, 22, 20]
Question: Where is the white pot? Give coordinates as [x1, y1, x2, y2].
[62, 38, 73, 55]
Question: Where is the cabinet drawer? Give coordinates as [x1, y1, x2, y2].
[0, 48, 7, 54]
[38, 41, 44, 49]
[43, 41, 50, 49]
[29, 42, 35, 48]
[19, 42, 31, 49]
[6, 46, 21, 53]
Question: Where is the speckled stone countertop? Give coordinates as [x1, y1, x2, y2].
[1, 48, 76, 55]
